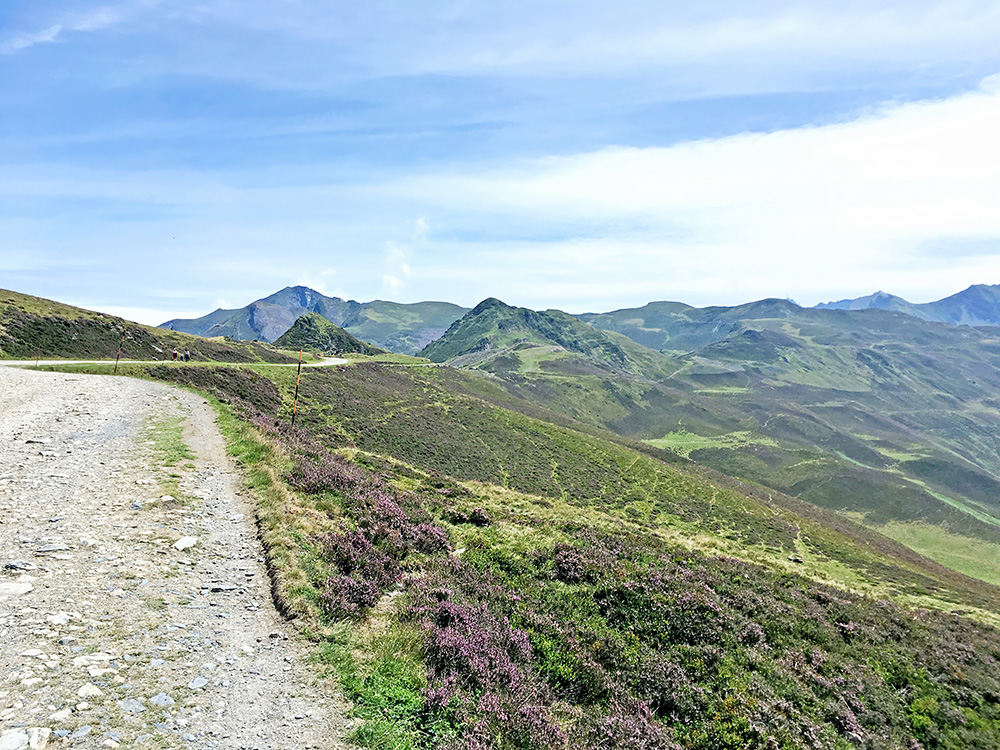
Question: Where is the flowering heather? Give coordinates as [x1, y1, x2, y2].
[420, 601, 531, 692]
[319, 575, 381, 619]
[141, 363, 1000, 749]
[286, 449, 367, 494]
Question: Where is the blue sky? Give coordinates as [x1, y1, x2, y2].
[2, 1, 1000, 323]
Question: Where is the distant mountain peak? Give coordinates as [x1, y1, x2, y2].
[160, 287, 469, 353]
[273, 312, 384, 355]
[470, 297, 510, 314]
[421, 299, 678, 380]
[811, 285, 1000, 327]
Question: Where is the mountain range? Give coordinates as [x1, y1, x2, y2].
[161, 286, 469, 354]
[419, 292, 1000, 588]
[162, 283, 1000, 358]
[814, 283, 1000, 326]
[94, 279, 1000, 581]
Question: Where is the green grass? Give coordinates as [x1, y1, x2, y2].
[877, 521, 1000, 587]
[344, 352, 433, 365]
[644, 429, 777, 457]
[208, 395, 343, 622]
[144, 414, 194, 467]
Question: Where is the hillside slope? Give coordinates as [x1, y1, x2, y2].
[0, 288, 296, 363]
[136, 358, 1000, 750]
[432, 298, 1000, 583]
[423, 297, 680, 379]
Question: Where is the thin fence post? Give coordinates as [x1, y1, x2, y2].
[113, 329, 125, 374]
[291, 349, 303, 428]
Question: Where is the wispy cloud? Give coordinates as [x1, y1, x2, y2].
[5, 75, 999, 312]
[153, 1, 1000, 93]
[1, 4, 133, 55]
[380, 221, 421, 297]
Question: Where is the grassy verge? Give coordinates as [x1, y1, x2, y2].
[208, 396, 344, 622]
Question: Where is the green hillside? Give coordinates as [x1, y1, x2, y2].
[16, 286, 1000, 746]
[0, 288, 297, 363]
[416, 297, 1000, 584]
[273, 313, 384, 355]
[124, 357, 1000, 750]
[422, 297, 680, 379]
[340, 299, 473, 354]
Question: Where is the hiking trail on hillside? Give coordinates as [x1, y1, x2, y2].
[0, 365, 349, 750]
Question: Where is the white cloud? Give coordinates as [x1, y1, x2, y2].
[0, 25, 63, 54]
[296, 267, 340, 297]
[409, 2, 1000, 79]
[388, 73, 1000, 306]
[177, 1, 1000, 79]
[380, 240, 413, 297]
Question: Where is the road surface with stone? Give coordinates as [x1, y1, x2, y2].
[0, 364, 348, 750]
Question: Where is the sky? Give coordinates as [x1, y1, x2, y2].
[2, 1, 1000, 324]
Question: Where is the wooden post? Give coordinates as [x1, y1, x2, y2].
[113, 330, 126, 374]
[291, 349, 303, 427]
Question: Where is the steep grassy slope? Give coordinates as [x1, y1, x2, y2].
[0, 288, 297, 363]
[457, 300, 1000, 578]
[273, 313, 384, 355]
[113, 358, 1000, 750]
[163, 285, 468, 353]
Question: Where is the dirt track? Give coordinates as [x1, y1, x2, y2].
[0, 365, 348, 749]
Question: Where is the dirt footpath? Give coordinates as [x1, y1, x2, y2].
[0, 366, 347, 750]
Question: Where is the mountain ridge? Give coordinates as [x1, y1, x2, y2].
[815, 283, 1000, 326]
[421, 296, 680, 379]
[161, 285, 468, 354]
[273, 312, 385, 355]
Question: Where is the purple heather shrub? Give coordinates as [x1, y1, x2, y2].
[422, 674, 460, 711]
[552, 545, 588, 583]
[446, 507, 492, 527]
[407, 558, 522, 621]
[319, 575, 380, 618]
[444, 689, 567, 750]
[468, 507, 492, 527]
[826, 702, 863, 738]
[570, 698, 681, 750]
[286, 448, 366, 494]
[412, 523, 452, 553]
[634, 653, 702, 721]
[320, 529, 399, 589]
[422, 601, 532, 692]
[249, 412, 282, 434]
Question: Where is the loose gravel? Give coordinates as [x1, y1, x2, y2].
[0, 365, 349, 749]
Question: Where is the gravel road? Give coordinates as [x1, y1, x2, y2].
[0, 365, 348, 750]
